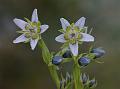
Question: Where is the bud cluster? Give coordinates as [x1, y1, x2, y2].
[81, 73, 97, 88]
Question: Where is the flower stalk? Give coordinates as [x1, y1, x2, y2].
[39, 39, 60, 88]
[48, 66, 60, 89]
[73, 59, 83, 89]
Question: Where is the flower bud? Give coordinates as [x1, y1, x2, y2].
[89, 79, 97, 88]
[78, 57, 90, 66]
[62, 51, 72, 58]
[52, 56, 63, 65]
[60, 79, 66, 89]
[91, 48, 105, 59]
[66, 72, 71, 83]
[81, 73, 89, 84]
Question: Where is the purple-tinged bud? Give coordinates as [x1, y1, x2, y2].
[89, 79, 97, 88]
[62, 51, 72, 58]
[78, 57, 90, 66]
[91, 48, 105, 59]
[81, 73, 89, 84]
[52, 56, 63, 65]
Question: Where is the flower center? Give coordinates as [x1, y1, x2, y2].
[24, 24, 39, 39]
[64, 30, 81, 40]
[69, 33, 76, 38]
[64, 25, 83, 44]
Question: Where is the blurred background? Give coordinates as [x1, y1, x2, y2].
[0, 0, 120, 89]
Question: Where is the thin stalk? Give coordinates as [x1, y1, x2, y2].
[72, 57, 83, 89]
[48, 65, 60, 89]
[39, 39, 60, 89]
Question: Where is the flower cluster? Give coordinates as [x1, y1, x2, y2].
[13, 9, 105, 89]
[53, 17, 105, 89]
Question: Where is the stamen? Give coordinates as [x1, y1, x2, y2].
[70, 33, 75, 38]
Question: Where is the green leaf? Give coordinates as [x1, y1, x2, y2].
[89, 28, 93, 34]
[86, 53, 95, 59]
[58, 29, 66, 33]
[61, 58, 73, 64]
[88, 45, 93, 53]
[24, 17, 31, 24]
[39, 39, 51, 64]
[77, 53, 85, 60]
[56, 47, 68, 56]
[82, 27, 88, 33]
[61, 43, 69, 49]
[16, 30, 25, 34]
[65, 82, 73, 89]
[37, 21, 41, 27]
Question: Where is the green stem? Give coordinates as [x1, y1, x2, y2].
[39, 39, 60, 89]
[73, 57, 83, 89]
[49, 65, 60, 89]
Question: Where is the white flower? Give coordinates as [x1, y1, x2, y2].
[13, 9, 49, 50]
[55, 17, 94, 56]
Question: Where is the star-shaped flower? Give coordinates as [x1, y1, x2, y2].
[13, 9, 49, 50]
[55, 17, 94, 56]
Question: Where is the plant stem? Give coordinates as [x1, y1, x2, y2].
[39, 39, 60, 89]
[73, 57, 83, 89]
[49, 65, 60, 89]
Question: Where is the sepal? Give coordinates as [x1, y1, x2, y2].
[58, 29, 66, 33]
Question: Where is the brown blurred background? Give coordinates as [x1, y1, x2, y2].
[0, 0, 120, 89]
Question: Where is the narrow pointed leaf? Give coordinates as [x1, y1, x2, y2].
[39, 39, 51, 64]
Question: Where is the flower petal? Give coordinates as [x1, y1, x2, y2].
[13, 18, 27, 30]
[40, 25, 49, 33]
[75, 17, 86, 28]
[31, 9, 38, 22]
[30, 39, 38, 50]
[60, 18, 70, 30]
[81, 33, 94, 42]
[55, 34, 66, 43]
[13, 34, 28, 43]
[69, 42, 78, 56]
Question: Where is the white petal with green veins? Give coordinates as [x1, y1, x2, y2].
[75, 17, 86, 28]
[13, 18, 27, 30]
[31, 9, 38, 22]
[13, 34, 28, 43]
[55, 34, 66, 43]
[40, 25, 49, 33]
[60, 18, 70, 30]
[69, 42, 78, 56]
[30, 39, 38, 50]
[81, 33, 94, 42]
